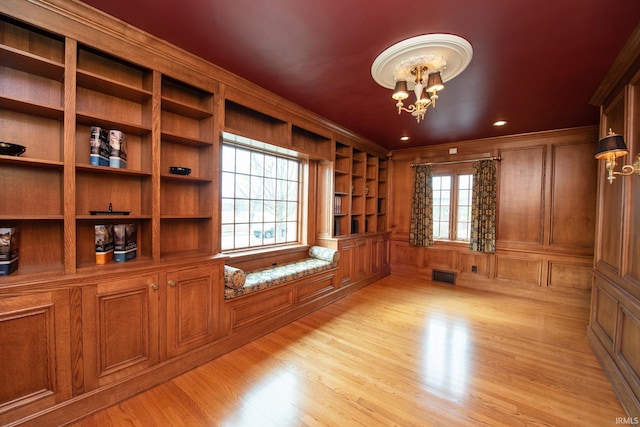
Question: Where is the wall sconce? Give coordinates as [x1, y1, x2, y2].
[595, 129, 640, 184]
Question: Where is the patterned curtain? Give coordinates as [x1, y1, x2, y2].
[409, 165, 434, 247]
[470, 160, 497, 253]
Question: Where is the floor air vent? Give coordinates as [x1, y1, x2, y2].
[432, 270, 456, 285]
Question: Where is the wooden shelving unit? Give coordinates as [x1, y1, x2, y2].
[329, 141, 387, 237]
[0, 16, 218, 279]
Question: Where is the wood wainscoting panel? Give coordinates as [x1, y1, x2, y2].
[497, 146, 545, 245]
[296, 273, 336, 303]
[423, 247, 456, 271]
[229, 288, 294, 330]
[458, 252, 490, 278]
[550, 141, 597, 248]
[389, 239, 421, 272]
[619, 307, 640, 400]
[548, 261, 592, 290]
[592, 282, 618, 349]
[495, 255, 542, 285]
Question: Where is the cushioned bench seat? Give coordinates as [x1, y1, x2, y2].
[224, 246, 339, 299]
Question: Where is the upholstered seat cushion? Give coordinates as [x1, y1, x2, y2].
[224, 246, 338, 299]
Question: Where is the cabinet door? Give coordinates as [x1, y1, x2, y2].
[339, 241, 355, 285]
[83, 274, 159, 390]
[0, 291, 71, 425]
[354, 238, 369, 280]
[165, 264, 221, 358]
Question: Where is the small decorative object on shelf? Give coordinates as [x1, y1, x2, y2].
[108, 130, 127, 168]
[114, 223, 137, 263]
[0, 142, 26, 157]
[365, 182, 369, 195]
[0, 226, 19, 276]
[94, 224, 114, 264]
[89, 126, 110, 166]
[169, 166, 192, 176]
[90, 202, 130, 216]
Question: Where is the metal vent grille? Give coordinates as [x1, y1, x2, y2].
[432, 270, 456, 285]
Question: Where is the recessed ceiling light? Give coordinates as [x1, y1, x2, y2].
[400, 136, 410, 141]
[493, 120, 507, 127]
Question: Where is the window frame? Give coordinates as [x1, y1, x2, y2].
[431, 164, 474, 243]
[220, 133, 305, 253]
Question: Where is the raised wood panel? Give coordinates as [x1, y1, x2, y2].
[165, 265, 220, 358]
[83, 274, 159, 388]
[628, 81, 640, 284]
[550, 142, 597, 247]
[390, 240, 420, 269]
[229, 287, 294, 330]
[296, 274, 336, 303]
[389, 159, 414, 234]
[548, 262, 592, 290]
[495, 255, 541, 285]
[619, 308, 640, 400]
[338, 241, 355, 284]
[497, 146, 545, 244]
[597, 93, 625, 271]
[593, 283, 618, 348]
[0, 291, 70, 422]
[458, 252, 490, 277]
[424, 248, 456, 270]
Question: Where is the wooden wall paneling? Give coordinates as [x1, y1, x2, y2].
[596, 92, 626, 273]
[497, 145, 545, 245]
[618, 305, 640, 401]
[494, 255, 542, 285]
[389, 239, 421, 274]
[424, 247, 456, 271]
[550, 139, 598, 248]
[458, 252, 491, 278]
[548, 261, 592, 291]
[624, 76, 640, 293]
[388, 158, 414, 234]
[591, 280, 618, 350]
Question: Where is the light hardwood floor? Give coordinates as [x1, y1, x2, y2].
[71, 275, 625, 426]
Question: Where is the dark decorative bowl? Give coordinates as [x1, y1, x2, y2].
[0, 142, 26, 156]
[169, 166, 191, 176]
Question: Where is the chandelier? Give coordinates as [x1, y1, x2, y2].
[371, 34, 473, 123]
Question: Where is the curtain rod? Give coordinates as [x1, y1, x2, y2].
[410, 156, 501, 167]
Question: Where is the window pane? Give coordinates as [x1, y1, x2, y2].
[221, 224, 234, 250]
[236, 149, 251, 174]
[221, 146, 236, 172]
[221, 172, 235, 198]
[235, 199, 249, 223]
[456, 174, 473, 241]
[235, 174, 250, 199]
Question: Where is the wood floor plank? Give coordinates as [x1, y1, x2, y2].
[71, 275, 625, 426]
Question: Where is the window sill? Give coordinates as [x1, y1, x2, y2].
[222, 244, 309, 263]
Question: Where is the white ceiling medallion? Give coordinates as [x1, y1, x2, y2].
[371, 34, 473, 123]
[371, 34, 473, 90]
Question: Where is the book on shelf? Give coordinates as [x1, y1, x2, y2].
[109, 130, 127, 168]
[89, 126, 110, 166]
[94, 224, 114, 265]
[114, 223, 137, 263]
[0, 226, 19, 276]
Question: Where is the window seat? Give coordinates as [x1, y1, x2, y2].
[223, 246, 339, 299]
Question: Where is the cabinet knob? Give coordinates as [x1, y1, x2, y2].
[150, 283, 159, 291]
[168, 280, 176, 287]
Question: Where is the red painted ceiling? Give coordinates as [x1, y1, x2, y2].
[80, 0, 640, 150]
